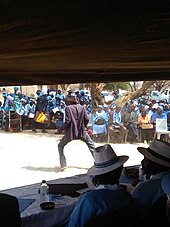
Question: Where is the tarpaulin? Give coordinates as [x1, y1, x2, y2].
[0, 0, 170, 85]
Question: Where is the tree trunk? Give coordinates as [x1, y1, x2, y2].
[88, 83, 105, 111]
[116, 80, 156, 106]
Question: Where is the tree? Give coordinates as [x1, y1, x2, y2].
[87, 81, 157, 112]
[116, 80, 156, 106]
[59, 84, 70, 93]
[86, 83, 105, 111]
[73, 80, 168, 113]
[152, 80, 170, 92]
[104, 82, 130, 91]
[128, 81, 143, 92]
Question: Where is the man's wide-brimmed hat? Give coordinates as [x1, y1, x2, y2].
[87, 144, 129, 176]
[137, 139, 170, 167]
[161, 173, 170, 196]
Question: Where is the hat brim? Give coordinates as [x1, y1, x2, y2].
[137, 147, 170, 167]
[87, 156, 129, 176]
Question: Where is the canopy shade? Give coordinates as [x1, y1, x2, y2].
[0, 0, 170, 85]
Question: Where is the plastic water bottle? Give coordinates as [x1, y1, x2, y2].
[138, 166, 144, 181]
[39, 180, 49, 202]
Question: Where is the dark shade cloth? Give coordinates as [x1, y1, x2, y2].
[48, 183, 88, 197]
[1, 0, 170, 85]
[18, 198, 35, 213]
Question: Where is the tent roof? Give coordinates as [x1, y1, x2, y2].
[0, 0, 170, 85]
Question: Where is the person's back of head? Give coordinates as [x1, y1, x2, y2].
[88, 144, 129, 185]
[92, 166, 123, 186]
[142, 158, 169, 178]
[137, 139, 170, 178]
[85, 143, 137, 227]
[65, 95, 79, 105]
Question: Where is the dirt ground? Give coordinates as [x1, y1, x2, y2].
[0, 130, 145, 190]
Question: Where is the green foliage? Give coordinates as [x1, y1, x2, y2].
[104, 82, 130, 91]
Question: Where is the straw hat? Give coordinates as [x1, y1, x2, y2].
[87, 144, 129, 176]
[137, 139, 170, 167]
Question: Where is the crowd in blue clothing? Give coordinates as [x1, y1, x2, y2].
[90, 97, 170, 143]
[0, 87, 91, 133]
[0, 86, 170, 143]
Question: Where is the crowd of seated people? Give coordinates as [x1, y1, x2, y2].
[90, 98, 170, 143]
[1, 87, 170, 143]
[0, 87, 91, 133]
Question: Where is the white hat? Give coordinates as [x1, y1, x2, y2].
[7, 95, 14, 101]
[161, 173, 170, 196]
[87, 144, 129, 176]
[152, 103, 159, 109]
[74, 88, 79, 93]
[137, 139, 170, 167]
[20, 98, 27, 102]
[49, 91, 55, 96]
[157, 105, 163, 110]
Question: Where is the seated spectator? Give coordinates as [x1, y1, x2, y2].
[54, 101, 66, 134]
[122, 105, 138, 143]
[161, 173, 170, 223]
[151, 105, 167, 141]
[167, 111, 170, 131]
[26, 98, 37, 132]
[56, 89, 65, 102]
[0, 193, 21, 227]
[137, 109, 154, 143]
[131, 139, 170, 218]
[67, 144, 135, 227]
[108, 105, 127, 143]
[137, 108, 151, 126]
[79, 90, 89, 106]
[18, 98, 28, 130]
[92, 105, 107, 142]
[163, 104, 170, 113]
[151, 105, 167, 126]
[65, 89, 73, 99]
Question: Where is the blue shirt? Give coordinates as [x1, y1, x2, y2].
[131, 170, 170, 211]
[113, 111, 121, 124]
[67, 185, 133, 227]
[151, 111, 167, 123]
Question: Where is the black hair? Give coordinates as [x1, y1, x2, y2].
[92, 165, 123, 186]
[142, 157, 169, 179]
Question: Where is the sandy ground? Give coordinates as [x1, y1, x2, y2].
[0, 130, 146, 191]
